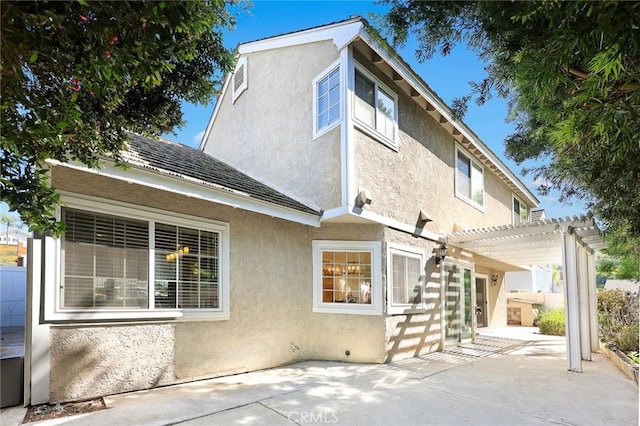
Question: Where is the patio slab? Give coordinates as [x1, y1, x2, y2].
[3, 328, 637, 426]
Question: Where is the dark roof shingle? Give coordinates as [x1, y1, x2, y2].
[121, 133, 319, 216]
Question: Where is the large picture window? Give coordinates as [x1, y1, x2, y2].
[312, 240, 382, 315]
[59, 201, 229, 320]
[456, 148, 484, 209]
[62, 209, 149, 309]
[353, 65, 398, 147]
[154, 224, 219, 309]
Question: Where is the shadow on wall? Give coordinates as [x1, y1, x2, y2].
[49, 325, 175, 403]
[385, 258, 442, 362]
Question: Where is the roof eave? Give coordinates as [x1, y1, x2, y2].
[47, 159, 321, 228]
[353, 28, 539, 207]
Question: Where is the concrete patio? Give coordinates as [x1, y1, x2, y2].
[1, 327, 638, 425]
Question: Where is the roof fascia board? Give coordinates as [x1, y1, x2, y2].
[200, 70, 232, 151]
[238, 19, 363, 55]
[48, 160, 321, 228]
[355, 29, 538, 207]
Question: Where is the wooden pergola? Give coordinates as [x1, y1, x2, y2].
[448, 216, 607, 372]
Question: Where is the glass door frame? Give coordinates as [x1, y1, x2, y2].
[440, 259, 476, 347]
[475, 274, 488, 329]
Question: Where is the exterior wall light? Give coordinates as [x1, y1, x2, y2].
[435, 243, 448, 266]
[492, 274, 499, 286]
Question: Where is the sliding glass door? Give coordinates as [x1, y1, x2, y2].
[444, 263, 474, 344]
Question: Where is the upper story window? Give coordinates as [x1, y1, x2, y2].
[312, 240, 382, 315]
[455, 147, 484, 209]
[232, 56, 248, 103]
[313, 61, 341, 138]
[353, 64, 398, 149]
[513, 196, 528, 225]
[57, 198, 230, 321]
[387, 245, 425, 314]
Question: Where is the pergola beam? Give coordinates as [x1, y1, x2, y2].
[447, 217, 606, 373]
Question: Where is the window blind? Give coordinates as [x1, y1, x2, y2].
[62, 208, 149, 308]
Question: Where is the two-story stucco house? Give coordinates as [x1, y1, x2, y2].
[25, 17, 604, 405]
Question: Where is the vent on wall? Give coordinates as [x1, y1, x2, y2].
[232, 56, 248, 103]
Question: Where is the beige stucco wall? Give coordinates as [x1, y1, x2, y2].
[50, 324, 176, 402]
[475, 267, 507, 328]
[353, 62, 516, 235]
[203, 41, 343, 211]
[47, 167, 388, 402]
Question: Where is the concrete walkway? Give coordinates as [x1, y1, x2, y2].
[2, 327, 638, 425]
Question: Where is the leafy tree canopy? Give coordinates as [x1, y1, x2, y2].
[382, 0, 640, 254]
[1, 0, 236, 235]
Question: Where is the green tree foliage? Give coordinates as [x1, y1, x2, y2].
[597, 227, 640, 281]
[1, 0, 236, 234]
[382, 1, 640, 252]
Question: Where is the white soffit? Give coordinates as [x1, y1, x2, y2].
[447, 217, 607, 267]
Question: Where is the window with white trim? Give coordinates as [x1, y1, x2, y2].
[231, 56, 247, 103]
[353, 65, 398, 147]
[313, 64, 340, 136]
[312, 240, 382, 315]
[456, 148, 484, 208]
[59, 204, 229, 319]
[387, 246, 425, 314]
[513, 196, 528, 225]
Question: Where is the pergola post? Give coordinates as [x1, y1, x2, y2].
[577, 243, 591, 361]
[587, 250, 600, 352]
[562, 229, 582, 372]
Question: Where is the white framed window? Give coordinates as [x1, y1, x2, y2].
[313, 61, 341, 138]
[455, 147, 484, 209]
[513, 196, 528, 225]
[312, 240, 382, 315]
[352, 62, 398, 149]
[52, 195, 230, 321]
[387, 244, 425, 314]
[231, 56, 248, 103]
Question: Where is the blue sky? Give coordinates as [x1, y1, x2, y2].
[1, 0, 585, 226]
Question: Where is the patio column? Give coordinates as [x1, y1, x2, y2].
[587, 249, 599, 352]
[25, 237, 51, 405]
[562, 229, 582, 372]
[577, 243, 591, 361]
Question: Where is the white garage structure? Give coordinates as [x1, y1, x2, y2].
[448, 216, 607, 372]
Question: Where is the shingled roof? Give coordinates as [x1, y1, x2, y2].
[121, 133, 319, 216]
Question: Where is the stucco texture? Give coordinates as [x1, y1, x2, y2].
[353, 62, 515, 235]
[203, 41, 343, 211]
[50, 324, 175, 403]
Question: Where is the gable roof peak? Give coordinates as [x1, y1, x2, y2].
[238, 15, 365, 55]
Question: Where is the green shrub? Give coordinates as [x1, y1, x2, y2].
[537, 308, 565, 336]
[617, 324, 639, 353]
[598, 289, 639, 350]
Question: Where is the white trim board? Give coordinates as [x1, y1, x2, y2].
[49, 160, 321, 228]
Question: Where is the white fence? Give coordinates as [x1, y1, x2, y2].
[0, 266, 26, 327]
